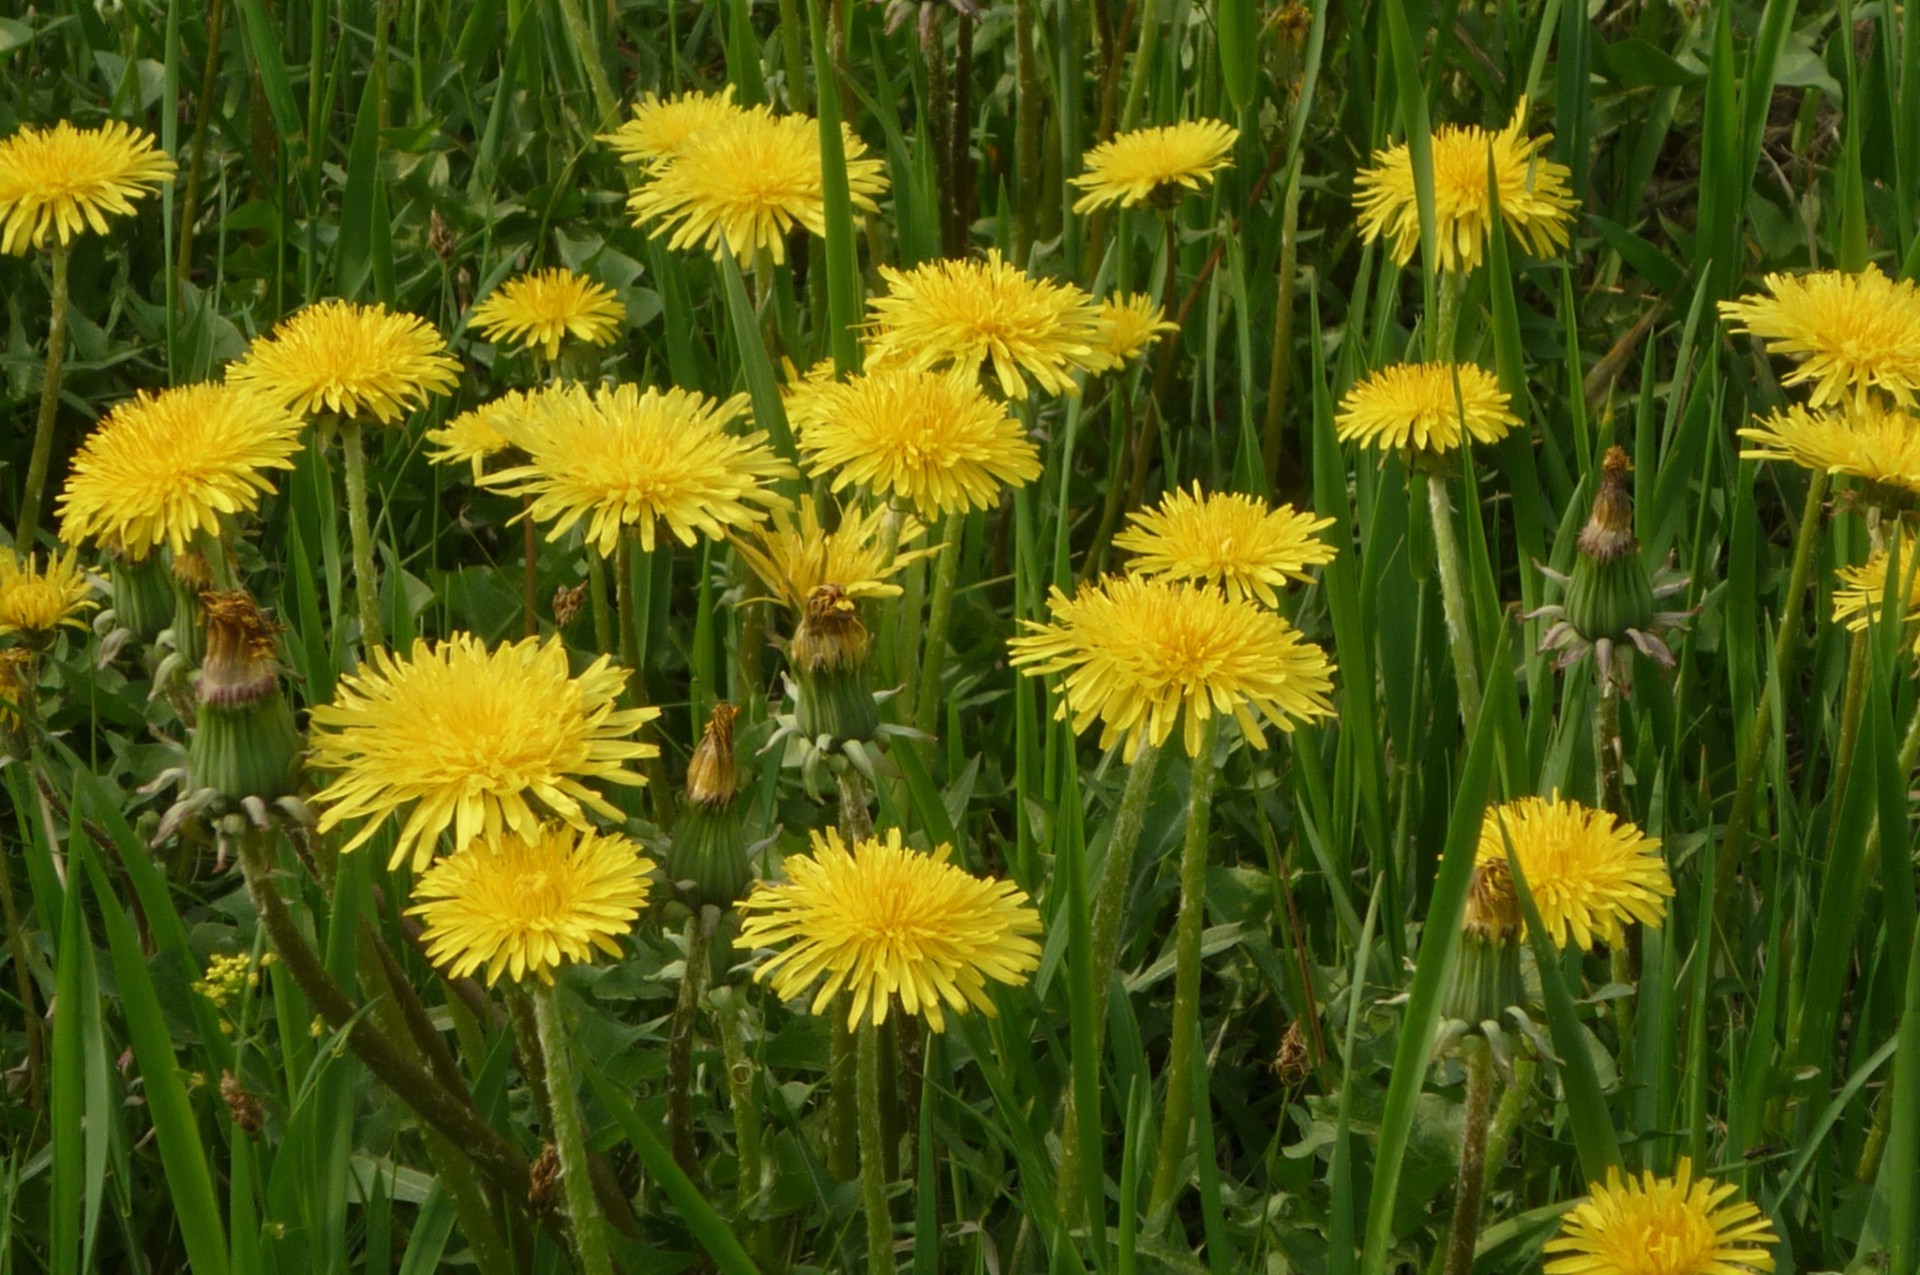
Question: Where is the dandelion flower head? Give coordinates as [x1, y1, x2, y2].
[731, 495, 933, 613]
[1544, 1158, 1777, 1275]
[1737, 401, 1920, 500]
[626, 109, 888, 265]
[1478, 795, 1673, 951]
[483, 382, 794, 558]
[425, 389, 547, 482]
[600, 86, 744, 168]
[1085, 293, 1180, 373]
[864, 250, 1103, 399]
[1336, 361, 1521, 455]
[0, 120, 176, 254]
[409, 824, 655, 985]
[738, 827, 1042, 1031]
[57, 383, 304, 560]
[1070, 119, 1239, 213]
[467, 268, 626, 361]
[1833, 531, 1920, 654]
[0, 550, 94, 642]
[1009, 574, 1336, 761]
[308, 633, 658, 871]
[1720, 268, 1920, 410]
[1354, 96, 1576, 274]
[789, 365, 1042, 517]
[1115, 483, 1337, 607]
[226, 299, 461, 425]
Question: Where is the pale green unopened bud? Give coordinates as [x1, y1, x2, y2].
[1564, 447, 1657, 643]
[187, 592, 301, 801]
[110, 549, 174, 643]
[667, 702, 757, 909]
[792, 584, 879, 743]
[1443, 860, 1524, 1028]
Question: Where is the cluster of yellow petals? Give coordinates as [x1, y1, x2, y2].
[0, 551, 95, 642]
[1477, 796, 1673, 952]
[1115, 483, 1337, 607]
[730, 496, 933, 613]
[1070, 119, 1238, 213]
[1721, 268, 1920, 410]
[226, 299, 460, 425]
[1737, 401, 1920, 499]
[1545, 1158, 1776, 1275]
[0, 120, 176, 254]
[1833, 532, 1920, 654]
[467, 268, 626, 360]
[1335, 361, 1521, 455]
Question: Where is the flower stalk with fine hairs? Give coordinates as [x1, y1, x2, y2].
[18, 243, 70, 546]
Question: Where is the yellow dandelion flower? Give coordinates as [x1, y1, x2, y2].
[1477, 795, 1673, 951]
[738, 826, 1042, 1031]
[408, 824, 655, 986]
[789, 365, 1042, 517]
[730, 495, 933, 612]
[0, 551, 94, 641]
[1114, 483, 1337, 607]
[425, 389, 546, 482]
[56, 383, 305, 560]
[0, 120, 176, 254]
[1833, 532, 1920, 654]
[1737, 402, 1920, 499]
[1069, 119, 1239, 213]
[1335, 361, 1522, 454]
[467, 268, 626, 361]
[0, 648, 35, 729]
[1008, 574, 1336, 762]
[226, 299, 461, 425]
[1719, 268, 1920, 410]
[865, 250, 1104, 399]
[626, 110, 888, 265]
[599, 86, 743, 168]
[308, 634, 659, 871]
[1084, 293, 1180, 373]
[1544, 1158, 1777, 1275]
[482, 382, 794, 557]
[1354, 96, 1576, 274]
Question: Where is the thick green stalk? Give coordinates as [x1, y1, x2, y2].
[712, 987, 770, 1259]
[1012, 0, 1041, 264]
[531, 982, 616, 1275]
[522, 497, 539, 638]
[1712, 470, 1829, 933]
[1147, 714, 1220, 1214]
[857, 1017, 893, 1272]
[1593, 660, 1624, 816]
[830, 768, 873, 1179]
[339, 421, 386, 652]
[667, 911, 714, 1178]
[1427, 471, 1484, 734]
[18, 244, 71, 546]
[1441, 1043, 1495, 1275]
[913, 516, 965, 741]
[1056, 740, 1162, 1225]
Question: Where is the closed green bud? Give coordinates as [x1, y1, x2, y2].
[1563, 448, 1656, 643]
[791, 584, 880, 744]
[170, 549, 214, 667]
[667, 702, 757, 909]
[110, 548, 174, 643]
[188, 592, 301, 801]
[1443, 860, 1524, 1028]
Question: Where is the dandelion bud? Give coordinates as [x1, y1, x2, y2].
[1443, 860, 1524, 1029]
[170, 548, 215, 666]
[0, 648, 36, 743]
[668, 702, 756, 910]
[1563, 448, 1658, 644]
[791, 584, 880, 744]
[108, 547, 173, 643]
[188, 592, 301, 802]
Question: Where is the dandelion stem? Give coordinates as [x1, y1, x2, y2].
[1057, 740, 1161, 1225]
[531, 980, 616, 1275]
[588, 547, 614, 656]
[1441, 1042, 1495, 1275]
[1712, 470, 1827, 937]
[1427, 470, 1484, 734]
[667, 911, 714, 1179]
[857, 1016, 894, 1273]
[1593, 659, 1625, 817]
[522, 496, 539, 638]
[713, 987, 770, 1258]
[339, 420, 387, 653]
[1123, 214, 1183, 515]
[1148, 712, 1220, 1216]
[18, 243, 70, 547]
[830, 767, 872, 1179]
[913, 515, 964, 742]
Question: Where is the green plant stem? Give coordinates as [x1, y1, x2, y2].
[1012, 0, 1041, 265]
[614, 537, 673, 821]
[913, 515, 964, 741]
[1056, 741, 1161, 1226]
[1123, 214, 1182, 515]
[174, 0, 226, 286]
[1712, 470, 1828, 936]
[0, 849, 42, 1113]
[667, 910, 714, 1178]
[531, 981, 616, 1275]
[555, 0, 619, 123]
[830, 767, 872, 1180]
[1441, 1043, 1495, 1275]
[1593, 660, 1624, 817]
[1147, 713, 1220, 1215]
[18, 243, 70, 547]
[1427, 471, 1484, 734]
[339, 420, 386, 653]
[589, 549, 614, 656]
[1261, 171, 1303, 492]
[713, 988, 769, 1257]
[1481, 1054, 1533, 1197]
[857, 1016, 893, 1273]
[523, 497, 539, 639]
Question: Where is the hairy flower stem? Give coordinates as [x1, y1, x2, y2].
[1593, 662, 1625, 817]
[858, 1017, 893, 1272]
[174, 0, 226, 286]
[1056, 741, 1162, 1225]
[531, 982, 616, 1275]
[667, 911, 715, 1179]
[588, 550, 614, 656]
[18, 244, 71, 546]
[1427, 471, 1484, 734]
[913, 515, 964, 741]
[830, 767, 873, 1180]
[1012, 0, 1041, 265]
[339, 421, 386, 652]
[522, 497, 539, 638]
[714, 990, 770, 1257]
[1442, 1043, 1495, 1275]
[1148, 713, 1220, 1215]
[1712, 470, 1828, 940]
